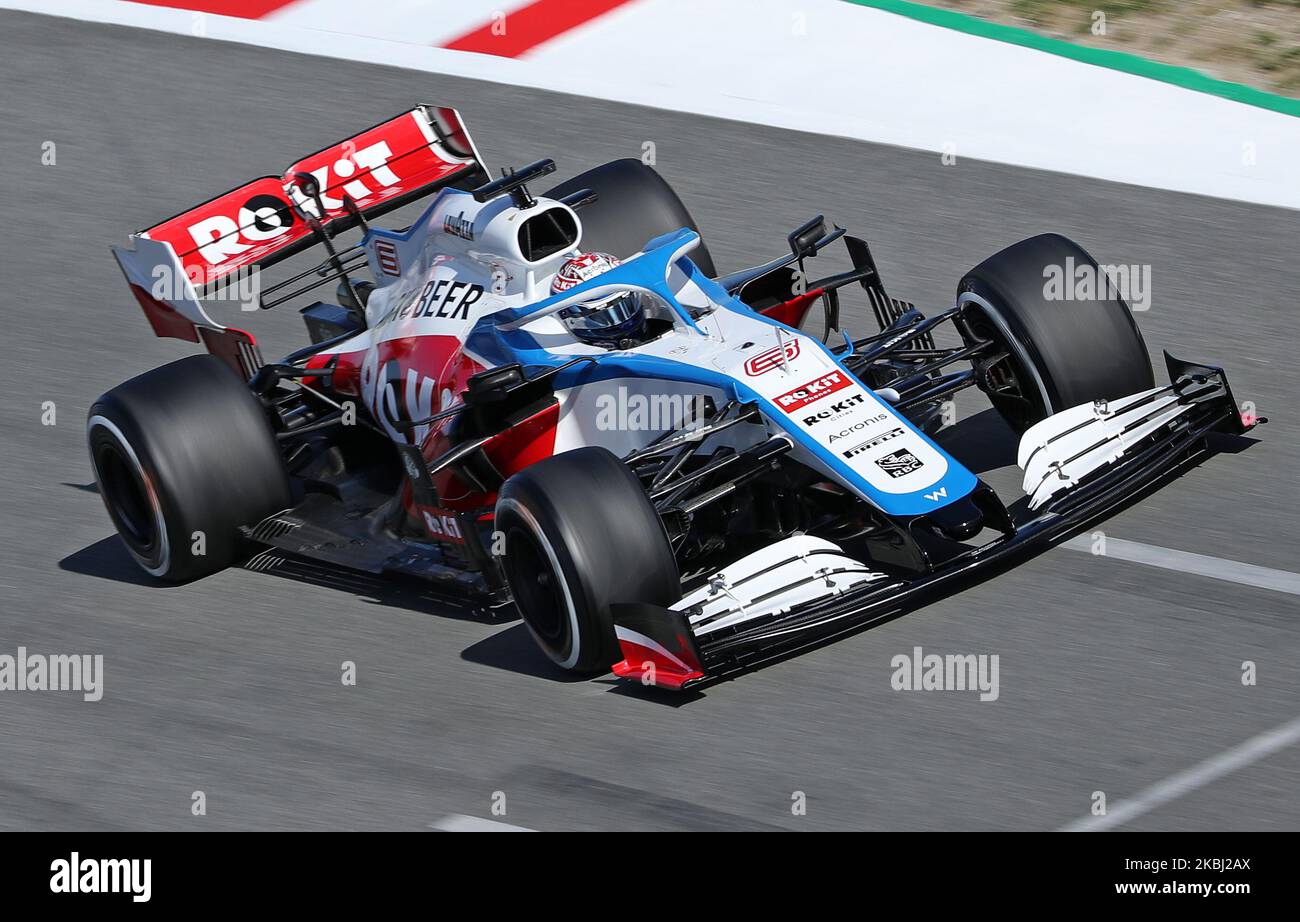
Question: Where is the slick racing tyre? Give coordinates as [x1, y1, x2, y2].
[496, 447, 681, 674]
[87, 354, 292, 582]
[545, 158, 717, 277]
[958, 233, 1154, 433]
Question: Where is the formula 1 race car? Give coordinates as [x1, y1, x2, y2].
[90, 105, 1261, 689]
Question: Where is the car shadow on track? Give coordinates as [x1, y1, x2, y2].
[61, 530, 706, 692]
[932, 407, 1018, 475]
[59, 536, 504, 625]
[460, 623, 593, 685]
[59, 535, 165, 588]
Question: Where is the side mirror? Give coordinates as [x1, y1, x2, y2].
[788, 215, 827, 260]
[465, 363, 526, 405]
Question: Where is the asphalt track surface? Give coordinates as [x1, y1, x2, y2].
[2, 10, 1298, 831]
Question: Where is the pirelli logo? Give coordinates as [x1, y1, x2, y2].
[375, 239, 401, 277]
[775, 371, 851, 412]
[841, 426, 905, 459]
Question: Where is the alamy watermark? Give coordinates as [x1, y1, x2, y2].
[0, 647, 103, 701]
[594, 386, 710, 432]
[50, 853, 150, 902]
[1043, 257, 1152, 311]
[891, 646, 999, 701]
[151, 262, 261, 311]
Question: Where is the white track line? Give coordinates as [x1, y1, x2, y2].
[1060, 536, 1300, 596]
[1060, 714, 1300, 831]
[429, 814, 535, 832]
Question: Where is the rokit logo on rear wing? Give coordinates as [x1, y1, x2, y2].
[175, 138, 404, 269]
[141, 107, 482, 288]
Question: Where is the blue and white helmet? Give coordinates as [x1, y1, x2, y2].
[550, 252, 647, 346]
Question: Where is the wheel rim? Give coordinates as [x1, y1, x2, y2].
[505, 525, 567, 647]
[969, 315, 1037, 431]
[96, 439, 156, 551]
[960, 293, 1049, 432]
[88, 416, 170, 575]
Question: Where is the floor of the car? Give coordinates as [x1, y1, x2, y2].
[243, 492, 491, 597]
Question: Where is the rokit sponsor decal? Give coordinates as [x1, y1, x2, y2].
[168, 180, 297, 271]
[422, 509, 464, 542]
[142, 108, 474, 286]
[874, 449, 925, 479]
[784, 379, 951, 493]
[775, 371, 851, 412]
[744, 339, 800, 376]
[841, 426, 905, 459]
[800, 393, 873, 429]
[179, 138, 407, 270]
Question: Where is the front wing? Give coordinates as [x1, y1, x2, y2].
[610, 353, 1259, 690]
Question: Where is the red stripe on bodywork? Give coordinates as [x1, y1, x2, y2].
[428, 400, 561, 514]
[442, 0, 639, 58]
[760, 288, 824, 330]
[128, 0, 298, 17]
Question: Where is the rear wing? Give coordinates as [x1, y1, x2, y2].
[110, 105, 488, 372]
[134, 105, 486, 290]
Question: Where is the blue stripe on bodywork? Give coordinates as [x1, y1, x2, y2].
[466, 233, 979, 518]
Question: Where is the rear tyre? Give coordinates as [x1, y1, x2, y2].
[958, 233, 1154, 432]
[545, 158, 716, 277]
[496, 447, 680, 674]
[87, 354, 292, 581]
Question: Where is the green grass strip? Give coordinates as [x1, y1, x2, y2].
[843, 0, 1300, 118]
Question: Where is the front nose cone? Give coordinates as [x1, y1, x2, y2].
[927, 495, 985, 542]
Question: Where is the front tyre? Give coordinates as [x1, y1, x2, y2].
[958, 233, 1154, 432]
[496, 447, 680, 674]
[87, 354, 291, 581]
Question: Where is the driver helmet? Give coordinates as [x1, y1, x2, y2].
[550, 252, 646, 346]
